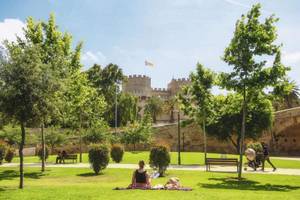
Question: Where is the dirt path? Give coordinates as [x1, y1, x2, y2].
[1, 163, 300, 176]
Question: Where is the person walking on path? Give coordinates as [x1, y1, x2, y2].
[261, 142, 277, 171]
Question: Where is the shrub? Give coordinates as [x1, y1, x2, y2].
[0, 143, 6, 164]
[37, 146, 49, 161]
[5, 148, 15, 163]
[247, 142, 263, 153]
[149, 145, 170, 177]
[110, 144, 124, 163]
[88, 144, 110, 174]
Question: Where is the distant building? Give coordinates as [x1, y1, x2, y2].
[122, 75, 190, 122]
[122, 74, 190, 100]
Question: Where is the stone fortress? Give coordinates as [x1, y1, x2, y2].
[122, 74, 190, 100]
[122, 74, 190, 122]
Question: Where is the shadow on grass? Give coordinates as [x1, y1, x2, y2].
[77, 172, 103, 177]
[199, 177, 300, 192]
[0, 170, 47, 181]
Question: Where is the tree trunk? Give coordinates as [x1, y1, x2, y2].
[238, 84, 247, 180]
[41, 121, 45, 172]
[203, 118, 207, 163]
[133, 143, 136, 151]
[19, 122, 26, 189]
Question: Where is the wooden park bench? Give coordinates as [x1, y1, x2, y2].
[205, 158, 239, 172]
[62, 154, 78, 163]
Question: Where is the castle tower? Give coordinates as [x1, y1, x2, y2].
[122, 75, 152, 98]
[167, 78, 190, 96]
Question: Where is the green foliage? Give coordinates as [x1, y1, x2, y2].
[83, 123, 109, 144]
[117, 93, 138, 126]
[86, 63, 125, 126]
[37, 146, 49, 161]
[121, 113, 152, 150]
[0, 143, 6, 164]
[5, 147, 15, 163]
[0, 125, 21, 146]
[144, 96, 163, 123]
[247, 142, 263, 153]
[45, 127, 66, 152]
[149, 145, 170, 177]
[110, 144, 124, 163]
[206, 93, 273, 153]
[88, 144, 110, 174]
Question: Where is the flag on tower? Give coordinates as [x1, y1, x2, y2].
[145, 60, 154, 67]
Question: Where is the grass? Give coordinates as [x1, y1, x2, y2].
[0, 167, 300, 200]
[12, 151, 300, 169]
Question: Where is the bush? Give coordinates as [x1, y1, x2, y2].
[88, 144, 110, 174]
[149, 145, 170, 177]
[5, 148, 15, 163]
[37, 146, 49, 161]
[247, 142, 263, 153]
[110, 144, 124, 163]
[0, 143, 6, 164]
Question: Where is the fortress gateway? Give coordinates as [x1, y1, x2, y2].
[122, 75, 190, 100]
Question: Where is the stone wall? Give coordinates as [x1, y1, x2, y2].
[151, 107, 300, 155]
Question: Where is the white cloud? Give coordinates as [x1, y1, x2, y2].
[0, 18, 25, 43]
[81, 51, 107, 66]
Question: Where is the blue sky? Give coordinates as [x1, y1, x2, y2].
[0, 0, 299, 88]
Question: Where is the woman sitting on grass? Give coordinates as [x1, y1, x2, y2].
[129, 160, 151, 189]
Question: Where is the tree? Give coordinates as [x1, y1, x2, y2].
[86, 63, 125, 126]
[61, 70, 107, 162]
[22, 14, 82, 172]
[163, 97, 178, 123]
[149, 145, 170, 177]
[220, 4, 290, 179]
[178, 63, 214, 161]
[117, 93, 138, 126]
[144, 96, 163, 123]
[121, 113, 152, 151]
[206, 93, 273, 153]
[82, 122, 109, 144]
[0, 125, 21, 147]
[45, 127, 66, 152]
[272, 80, 300, 110]
[0, 43, 45, 188]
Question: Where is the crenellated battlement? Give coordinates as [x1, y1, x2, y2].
[152, 88, 167, 92]
[128, 74, 151, 79]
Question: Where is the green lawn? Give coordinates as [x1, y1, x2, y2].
[12, 151, 300, 169]
[0, 167, 300, 200]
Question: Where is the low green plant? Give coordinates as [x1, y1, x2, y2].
[37, 146, 49, 161]
[5, 147, 15, 163]
[88, 144, 110, 174]
[247, 142, 263, 153]
[0, 143, 6, 164]
[149, 144, 170, 177]
[110, 144, 124, 163]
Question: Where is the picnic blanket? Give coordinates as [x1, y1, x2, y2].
[114, 187, 192, 191]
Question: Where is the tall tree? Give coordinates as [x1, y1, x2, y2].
[221, 4, 290, 179]
[178, 63, 214, 161]
[23, 14, 82, 171]
[86, 63, 125, 126]
[62, 71, 107, 162]
[0, 43, 45, 188]
[144, 96, 163, 123]
[117, 93, 138, 126]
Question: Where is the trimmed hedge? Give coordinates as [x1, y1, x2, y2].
[110, 144, 124, 163]
[88, 144, 110, 174]
[149, 145, 170, 177]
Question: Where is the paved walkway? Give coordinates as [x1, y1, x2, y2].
[1, 163, 300, 176]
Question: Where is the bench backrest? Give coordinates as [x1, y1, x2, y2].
[206, 158, 238, 163]
[65, 154, 77, 159]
